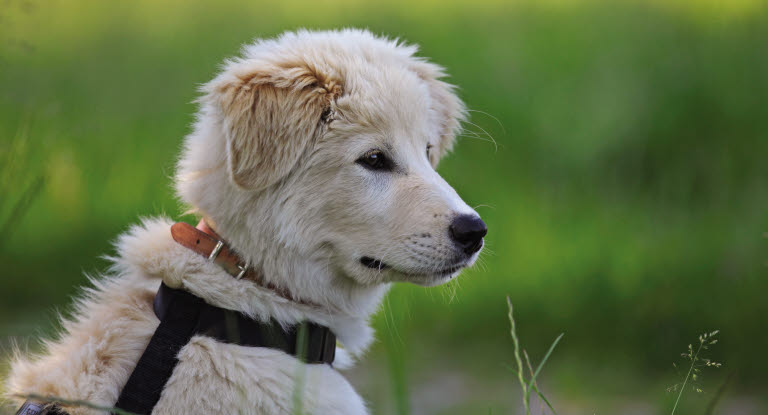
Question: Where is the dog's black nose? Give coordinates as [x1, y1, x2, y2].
[449, 214, 487, 255]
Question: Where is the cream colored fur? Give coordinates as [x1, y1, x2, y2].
[5, 29, 482, 414]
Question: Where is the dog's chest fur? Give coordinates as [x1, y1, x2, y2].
[5, 218, 368, 415]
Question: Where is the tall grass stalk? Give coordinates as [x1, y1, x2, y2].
[506, 297, 562, 415]
[507, 298, 529, 415]
[291, 322, 309, 415]
[669, 330, 721, 415]
[704, 371, 734, 415]
[387, 339, 410, 415]
[0, 121, 45, 248]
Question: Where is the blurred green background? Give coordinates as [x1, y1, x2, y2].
[1, 0, 767, 413]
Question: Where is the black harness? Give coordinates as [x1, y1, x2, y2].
[16, 283, 336, 415]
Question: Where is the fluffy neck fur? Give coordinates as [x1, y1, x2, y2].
[119, 217, 384, 359]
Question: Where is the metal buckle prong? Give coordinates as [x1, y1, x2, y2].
[235, 264, 248, 279]
[208, 240, 224, 261]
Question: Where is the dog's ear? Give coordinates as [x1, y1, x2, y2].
[207, 60, 343, 191]
[408, 60, 467, 167]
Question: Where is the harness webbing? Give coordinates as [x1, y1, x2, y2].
[16, 283, 336, 415]
[113, 283, 336, 414]
[114, 284, 206, 414]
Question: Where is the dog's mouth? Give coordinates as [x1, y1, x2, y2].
[360, 256, 465, 277]
[360, 256, 389, 270]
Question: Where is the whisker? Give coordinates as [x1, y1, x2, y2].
[466, 108, 506, 135]
[458, 130, 492, 141]
[457, 131, 497, 147]
[460, 120, 498, 153]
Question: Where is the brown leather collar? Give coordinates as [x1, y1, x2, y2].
[170, 220, 319, 308]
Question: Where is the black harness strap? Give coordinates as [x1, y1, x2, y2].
[112, 283, 336, 414]
[113, 284, 206, 414]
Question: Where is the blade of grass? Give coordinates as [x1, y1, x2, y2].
[522, 349, 540, 415]
[525, 349, 557, 415]
[291, 322, 308, 415]
[704, 371, 735, 415]
[0, 175, 44, 249]
[530, 384, 558, 415]
[527, 333, 564, 389]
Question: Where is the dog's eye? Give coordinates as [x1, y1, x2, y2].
[357, 150, 392, 171]
[426, 143, 433, 159]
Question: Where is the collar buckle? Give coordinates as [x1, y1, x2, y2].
[235, 263, 248, 279]
[208, 240, 224, 261]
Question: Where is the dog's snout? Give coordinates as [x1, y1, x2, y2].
[449, 214, 487, 255]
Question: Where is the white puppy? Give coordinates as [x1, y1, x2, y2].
[5, 29, 486, 414]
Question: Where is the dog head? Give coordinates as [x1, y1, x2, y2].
[177, 29, 485, 288]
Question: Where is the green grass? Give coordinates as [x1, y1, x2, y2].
[2, 0, 768, 412]
[506, 299, 727, 415]
[507, 298, 562, 415]
[669, 330, 722, 415]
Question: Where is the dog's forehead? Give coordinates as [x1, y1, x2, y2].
[335, 65, 436, 144]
